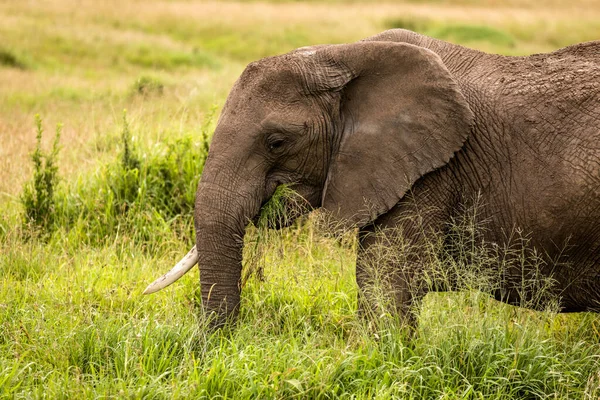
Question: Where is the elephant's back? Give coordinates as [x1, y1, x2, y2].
[493, 43, 600, 197]
[548, 40, 600, 63]
[454, 44, 600, 289]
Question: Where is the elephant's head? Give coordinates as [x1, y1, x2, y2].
[144, 41, 474, 325]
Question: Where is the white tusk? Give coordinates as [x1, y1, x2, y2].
[143, 246, 199, 295]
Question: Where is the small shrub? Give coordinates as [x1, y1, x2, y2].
[0, 49, 27, 69]
[109, 109, 142, 213]
[120, 110, 140, 171]
[132, 75, 164, 96]
[20, 115, 62, 236]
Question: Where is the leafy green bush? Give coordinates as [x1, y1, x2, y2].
[20, 115, 62, 236]
[0, 48, 27, 69]
[18, 109, 214, 248]
[57, 109, 213, 247]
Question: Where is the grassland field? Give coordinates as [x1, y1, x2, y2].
[1, 0, 600, 398]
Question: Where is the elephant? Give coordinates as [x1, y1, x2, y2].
[144, 29, 600, 328]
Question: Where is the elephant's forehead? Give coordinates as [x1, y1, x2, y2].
[218, 54, 316, 131]
[221, 95, 311, 130]
[236, 55, 303, 98]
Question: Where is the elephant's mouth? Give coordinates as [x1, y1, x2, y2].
[253, 182, 321, 230]
[251, 197, 272, 226]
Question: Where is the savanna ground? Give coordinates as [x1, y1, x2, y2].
[1, 0, 600, 398]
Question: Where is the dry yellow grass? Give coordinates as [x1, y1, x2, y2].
[1, 0, 598, 199]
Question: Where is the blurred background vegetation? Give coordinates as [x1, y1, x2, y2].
[2, 0, 599, 199]
[1, 0, 600, 398]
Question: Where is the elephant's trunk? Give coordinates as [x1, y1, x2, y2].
[143, 131, 265, 326]
[193, 162, 263, 325]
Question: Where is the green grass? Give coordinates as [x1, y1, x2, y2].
[2, 0, 600, 398]
[2, 208, 600, 397]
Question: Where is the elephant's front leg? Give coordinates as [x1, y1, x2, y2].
[356, 225, 426, 330]
[355, 197, 452, 330]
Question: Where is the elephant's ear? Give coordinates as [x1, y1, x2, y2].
[317, 41, 474, 228]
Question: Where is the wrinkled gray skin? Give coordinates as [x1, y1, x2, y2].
[195, 29, 600, 326]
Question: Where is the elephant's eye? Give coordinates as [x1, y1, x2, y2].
[268, 138, 285, 152]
